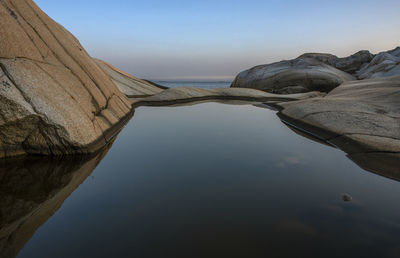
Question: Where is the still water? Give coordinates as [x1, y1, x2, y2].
[6, 102, 400, 258]
[154, 80, 231, 89]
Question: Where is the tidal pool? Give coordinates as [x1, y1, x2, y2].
[7, 102, 400, 258]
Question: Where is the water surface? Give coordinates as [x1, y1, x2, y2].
[154, 80, 231, 89]
[10, 103, 400, 258]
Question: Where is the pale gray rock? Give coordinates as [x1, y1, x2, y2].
[131, 87, 323, 106]
[356, 51, 400, 79]
[231, 58, 355, 94]
[387, 46, 400, 57]
[299, 50, 374, 74]
[278, 76, 400, 153]
[94, 59, 165, 97]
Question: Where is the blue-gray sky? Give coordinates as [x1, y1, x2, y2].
[36, 0, 400, 80]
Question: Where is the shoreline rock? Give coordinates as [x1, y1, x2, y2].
[231, 46, 400, 93]
[0, 0, 133, 158]
[231, 46, 400, 177]
[231, 57, 355, 94]
[130, 87, 323, 107]
[94, 59, 166, 97]
[276, 76, 400, 154]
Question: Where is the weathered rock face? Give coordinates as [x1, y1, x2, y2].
[231, 47, 400, 93]
[131, 87, 323, 107]
[231, 58, 355, 94]
[94, 59, 166, 97]
[0, 0, 133, 158]
[299, 50, 374, 74]
[278, 76, 400, 154]
[356, 48, 400, 79]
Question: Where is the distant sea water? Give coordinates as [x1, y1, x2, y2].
[153, 80, 232, 89]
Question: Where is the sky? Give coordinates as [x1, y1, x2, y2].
[35, 0, 400, 81]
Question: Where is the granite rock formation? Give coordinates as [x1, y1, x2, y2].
[231, 57, 355, 94]
[130, 87, 323, 107]
[277, 76, 400, 154]
[299, 50, 374, 74]
[0, 0, 132, 158]
[356, 47, 400, 79]
[94, 59, 166, 97]
[232, 47, 400, 93]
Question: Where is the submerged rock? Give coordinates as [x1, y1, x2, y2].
[231, 58, 355, 94]
[0, 0, 133, 158]
[342, 194, 352, 202]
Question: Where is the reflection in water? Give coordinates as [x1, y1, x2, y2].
[277, 115, 400, 182]
[0, 144, 113, 258]
[348, 152, 400, 181]
[1, 102, 400, 258]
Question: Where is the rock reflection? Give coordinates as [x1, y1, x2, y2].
[278, 117, 400, 181]
[0, 144, 113, 258]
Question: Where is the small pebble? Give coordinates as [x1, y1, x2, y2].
[342, 194, 352, 202]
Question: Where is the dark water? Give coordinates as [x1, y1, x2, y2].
[154, 80, 231, 89]
[4, 103, 400, 258]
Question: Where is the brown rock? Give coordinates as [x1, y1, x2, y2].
[0, 0, 133, 158]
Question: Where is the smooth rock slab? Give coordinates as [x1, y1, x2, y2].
[278, 76, 400, 153]
[131, 87, 323, 107]
[94, 59, 165, 97]
[231, 58, 355, 94]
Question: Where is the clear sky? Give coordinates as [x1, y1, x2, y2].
[35, 0, 400, 80]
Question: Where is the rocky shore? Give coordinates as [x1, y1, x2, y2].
[1, 0, 399, 169]
[231, 46, 400, 175]
[231, 47, 400, 93]
[0, 0, 135, 158]
[0, 0, 315, 158]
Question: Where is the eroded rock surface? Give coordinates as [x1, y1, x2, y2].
[299, 50, 374, 75]
[231, 58, 355, 94]
[357, 48, 400, 79]
[0, 0, 132, 158]
[94, 59, 165, 97]
[232, 47, 400, 93]
[277, 76, 400, 154]
[131, 87, 323, 106]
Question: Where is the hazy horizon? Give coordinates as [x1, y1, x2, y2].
[36, 0, 400, 80]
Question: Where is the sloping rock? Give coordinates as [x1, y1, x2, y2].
[0, 0, 133, 158]
[277, 76, 400, 154]
[131, 87, 323, 107]
[94, 59, 165, 97]
[231, 58, 355, 94]
[299, 50, 374, 74]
